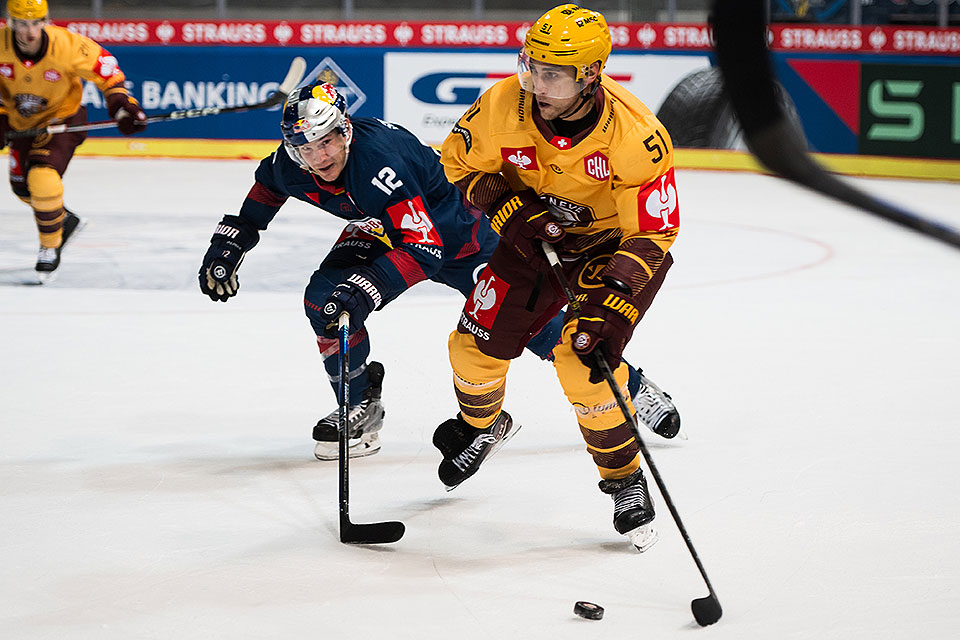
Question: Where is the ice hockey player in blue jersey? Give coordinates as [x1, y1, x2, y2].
[198, 82, 681, 461]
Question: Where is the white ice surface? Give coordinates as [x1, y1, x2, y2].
[1, 159, 959, 639]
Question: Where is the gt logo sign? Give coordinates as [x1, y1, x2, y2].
[411, 72, 511, 105]
[386, 196, 443, 245]
[501, 146, 539, 170]
[584, 151, 610, 181]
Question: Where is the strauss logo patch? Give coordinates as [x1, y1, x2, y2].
[500, 146, 539, 171]
[637, 168, 680, 232]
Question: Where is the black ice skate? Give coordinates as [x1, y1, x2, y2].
[35, 210, 85, 280]
[632, 372, 682, 440]
[313, 361, 385, 460]
[433, 411, 519, 491]
[599, 468, 659, 552]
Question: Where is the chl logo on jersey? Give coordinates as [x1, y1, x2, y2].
[637, 167, 679, 232]
[466, 269, 510, 328]
[386, 196, 442, 246]
[500, 146, 539, 171]
[583, 151, 610, 181]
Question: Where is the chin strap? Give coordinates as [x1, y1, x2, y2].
[555, 78, 601, 121]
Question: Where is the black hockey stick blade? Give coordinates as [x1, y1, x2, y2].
[7, 57, 306, 140]
[692, 594, 723, 626]
[340, 520, 406, 545]
[711, 0, 960, 251]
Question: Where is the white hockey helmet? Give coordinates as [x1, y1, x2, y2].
[280, 82, 353, 168]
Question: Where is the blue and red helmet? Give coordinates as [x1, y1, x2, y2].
[280, 82, 353, 166]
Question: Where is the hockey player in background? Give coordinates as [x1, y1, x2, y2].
[198, 81, 681, 463]
[436, 4, 680, 552]
[0, 0, 146, 278]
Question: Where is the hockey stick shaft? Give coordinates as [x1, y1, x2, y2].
[541, 242, 721, 625]
[6, 56, 307, 140]
[712, 0, 960, 251]
[336, 312, 405, 545]
[337, 312, 353, 534]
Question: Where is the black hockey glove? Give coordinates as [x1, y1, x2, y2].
[199, 215, 260, 302]
[571, 281, 641, 384]
[318, 268, 385, 337]
[489, 188, 565, 263]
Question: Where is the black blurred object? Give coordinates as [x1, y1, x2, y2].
[712, 0, 960, 250]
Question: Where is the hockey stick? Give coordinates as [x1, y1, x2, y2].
[336, 312, 405, 545]
[541, 242, 722, 627]
[6, 57, 307, 140]
[711, 0, 960, 251]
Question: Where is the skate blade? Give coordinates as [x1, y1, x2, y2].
[626, 524, 659, 553]
[314, 434, 381, 461]
[35, 270, 58, 285]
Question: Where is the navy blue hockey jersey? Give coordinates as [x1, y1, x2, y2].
[238, 117, 484, 303]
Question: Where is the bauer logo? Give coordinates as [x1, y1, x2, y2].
[411, 72, 511, 105]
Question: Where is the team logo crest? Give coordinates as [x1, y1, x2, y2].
[637, 168, 679, 231]
[583, 151, 610, 181]
[305, 57, 367, 114]
[501, 146, 539, 170]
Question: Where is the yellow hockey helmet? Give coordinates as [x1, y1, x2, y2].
[7, 0, 48, 21]
[522, 4, 612, 82]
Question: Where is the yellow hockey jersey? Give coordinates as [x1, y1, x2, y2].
[0, 25, 129, 131]
[441, 74, 680, 248]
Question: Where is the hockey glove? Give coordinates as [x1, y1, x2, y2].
[0, 114, 8, 150]
[199, 215, 260, 302]
[571, 281, 642, 384]
[489, 188, 565, 263]
[106, 93, 147, 135]
[318, 268, 385, 338]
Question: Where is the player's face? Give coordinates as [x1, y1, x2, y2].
[298, 130, 348, 181]
[10, 18, 46, 55]
[526, 61, 595, 120]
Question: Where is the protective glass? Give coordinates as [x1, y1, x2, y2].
[517, 53, 586, 99]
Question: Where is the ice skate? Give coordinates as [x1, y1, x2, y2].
[34, 210, 86, 282]
[599, 469, 659, 553]
[434, 411, 519, 491]
[631, 371, 684, 440]
[313, 361, 385, 460]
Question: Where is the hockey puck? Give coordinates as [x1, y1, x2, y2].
[574, 601, 604, 620]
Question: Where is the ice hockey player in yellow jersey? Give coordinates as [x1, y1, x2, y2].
[0, 0, 146, 278]
[435, 4, 681, 552]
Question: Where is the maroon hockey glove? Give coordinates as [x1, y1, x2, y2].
[106, 93, 147, 135]
[0, 114, 8, 150]
[199, 215, 260, 302]
[318, 268, 385, 338]
[571, 282, 642, 384]
[488, 188, 564, 263]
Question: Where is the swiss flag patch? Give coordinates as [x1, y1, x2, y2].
[386, 196, 442, 246]
[637, 167, 679, 232]
[501, 146, 539, 171]
[466, 268, 510, 328]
